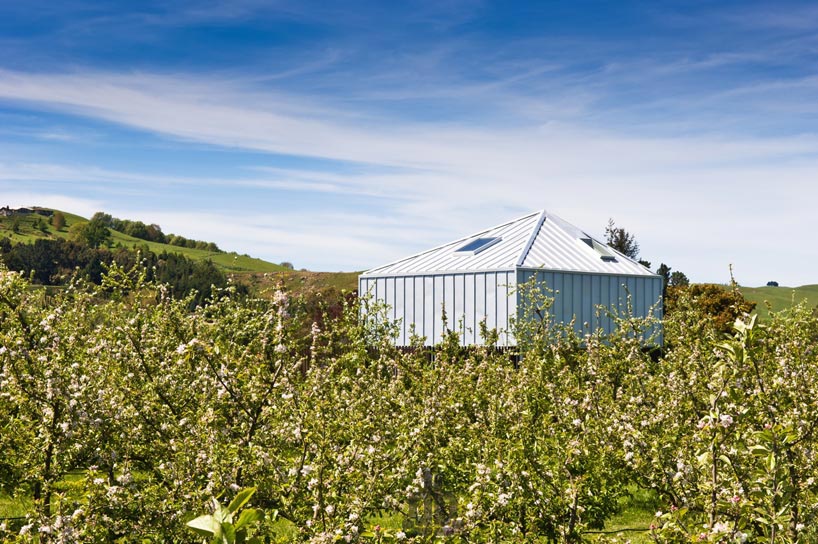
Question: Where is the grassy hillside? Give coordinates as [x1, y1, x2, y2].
[0, 208, 287, 274]
[243, 270, 359, 294]
[740, 284, 818, 319]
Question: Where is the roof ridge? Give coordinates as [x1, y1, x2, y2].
[515, 210, 547, 266]
[520, 212, 657, 275]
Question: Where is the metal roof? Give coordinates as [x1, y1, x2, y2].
[362, 210, 657, 277]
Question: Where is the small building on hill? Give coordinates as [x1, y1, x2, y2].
[0, 206, 46, 217]
[359, 210, 663, 346]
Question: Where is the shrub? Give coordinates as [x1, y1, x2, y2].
[665, 283, 756, 335]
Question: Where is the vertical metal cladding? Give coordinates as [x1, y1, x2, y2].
[516, 269, 663, 343]
[359, 271, 516, 347]
[359, 269, 661, 346]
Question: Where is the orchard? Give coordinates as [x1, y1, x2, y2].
[1, 262, 817, 543]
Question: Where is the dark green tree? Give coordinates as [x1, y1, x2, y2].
[605, 218, 639, 259]
[69, 216, 111, 248]
[657, 263, 671, 296]
[669, 270, 689, 287]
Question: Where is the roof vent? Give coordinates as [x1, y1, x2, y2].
[454, 237, 501, 255]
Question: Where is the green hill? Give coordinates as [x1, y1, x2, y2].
[0, 208, 287, 274]
[740, 284, 818, 319]
[244, 270, 360, 295]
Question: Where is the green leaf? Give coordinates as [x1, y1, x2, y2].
[223, 523, 236, 543]
[768, 453, 776, 472]
[186, 514, 221, 537]
[234, 508, 264, 531]
[749, 444, 769, 456]
[214, 503, 231, 524]
[755, 516, 771, 526]
[227, 488, 257, 514]
[757, 429, 775, 442]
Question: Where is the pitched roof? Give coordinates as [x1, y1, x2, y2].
[362, 210, 657, 277]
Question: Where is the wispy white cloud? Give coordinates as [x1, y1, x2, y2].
[0, 68, 816, 284]
[0, 161, 201, 187]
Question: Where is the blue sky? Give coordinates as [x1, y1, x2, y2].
[1, 1, 817, 285]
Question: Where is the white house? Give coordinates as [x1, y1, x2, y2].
[359, 210, 663, 346]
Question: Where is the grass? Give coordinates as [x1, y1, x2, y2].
[0, 472, 85, 532]
[366, 511, 404, 535]
[251, 270, 359, 292]
[0, 492, 31, 520]
[593, 487, 659, 542]
[740, 284, 818, 319]
[235, 270, 360, 302]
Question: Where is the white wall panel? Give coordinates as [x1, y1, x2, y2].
[454, 274, 465, 343]
[485, 272, 497, 334]
[361, 268, 661, 347]
[464, 274, 475, 344]
[433, 276, 444, 344]
[394, 277, 405, 345]
[423, 277, 434, 345]
[475, 273, 486, 345]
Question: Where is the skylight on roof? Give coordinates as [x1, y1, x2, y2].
[455, 237, 501, 255]
[577, 235, 619, 263]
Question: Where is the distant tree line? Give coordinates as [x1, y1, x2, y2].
[0, 237, 238, 307]
[91, 212, 222, 252]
